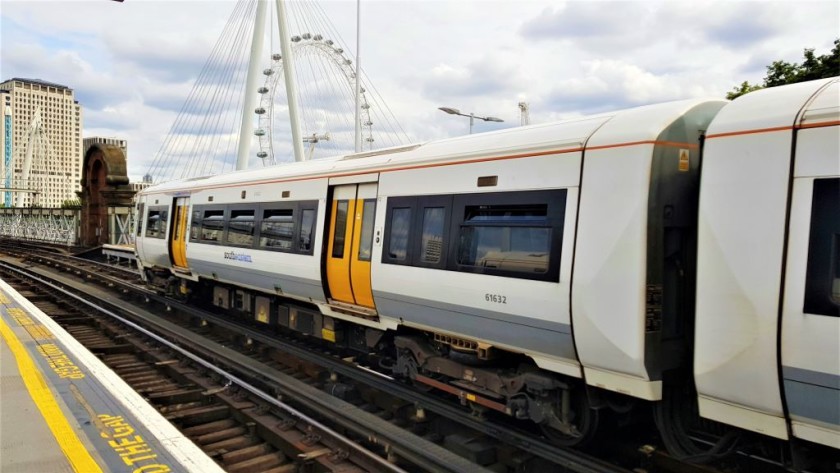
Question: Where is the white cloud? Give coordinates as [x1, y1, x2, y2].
[2, 0, 838, 182]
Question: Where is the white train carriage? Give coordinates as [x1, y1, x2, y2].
[135, 98, 726, 441]
[134, 78, 838, 459]
[696, 77, 839, 448]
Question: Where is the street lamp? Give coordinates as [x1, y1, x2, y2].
[438, 107, 504, 134]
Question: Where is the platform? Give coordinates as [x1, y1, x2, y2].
[101, 243, 137, 264]
[0, 278, 224, 473]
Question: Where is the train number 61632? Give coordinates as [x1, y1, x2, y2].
[485, 293, 507, 304]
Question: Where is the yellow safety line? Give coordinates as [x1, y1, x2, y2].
[0, 314, 103, 473]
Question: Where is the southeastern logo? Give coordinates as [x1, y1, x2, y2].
[224, 252, 253, 263]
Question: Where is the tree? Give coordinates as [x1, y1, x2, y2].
[726, 39, 840, 100]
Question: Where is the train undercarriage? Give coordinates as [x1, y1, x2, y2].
[146, 271, 839, 471]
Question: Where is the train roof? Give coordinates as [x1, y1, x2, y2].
[141, 97, 726, 196]
[707, 77, 838, 138]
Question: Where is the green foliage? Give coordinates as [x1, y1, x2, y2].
[727, 39, 840, 100]
[726, 81, 764, 100]
[61, 199, 81, 208]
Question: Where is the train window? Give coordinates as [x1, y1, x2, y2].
[136, 203, 145, 236]
[145, 210, 160, 238]
[358, 200, 376, 261]
[420, 207, 445, 263]
[804, 178, 840, 317]
[388, 207, 412, 261]
[833, 235, 840, 304]
[190, 209, 201, 241]
[457, 204, 551, 274]
[332, 201, 349, 258]
[226, 209, 255, 247]
[145, 208, 167, 239]
[451, 190, 565, 281]
[299, 208, 316, 252]
[260, 208, 294, 250]
[200, 210, 225, 243]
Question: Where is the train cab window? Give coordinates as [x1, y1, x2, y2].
[457, 204, 551, 274]
[226, 209, 255, 247]
[145, 209, 167, 239]
[299, 209, 316, 252]
[421, 207, 445, 263]
[332, 201, 349, 258]
[200, 210, 225, 243]
[136, 203, 145, 236]
[804, 178, 840, 317]
[358, 200, 376, 261]
[260, 208, 294, 250]
[387, 207, 412, 261]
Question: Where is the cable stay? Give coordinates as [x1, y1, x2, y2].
[146, 0, 410, 184]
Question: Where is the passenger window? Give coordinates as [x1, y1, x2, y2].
[200, 210, 224, 242]
[833, 235, 840, 304]
[145, 210, 161, 238]
[260, 208, 294, 250]
[358, 200, 376, 261]
[332, 201, 349, 258]
[158, 210, 168, 238]
[226, 209, 255, 246]
[421, 207, 445, 263]
[299, 209, 315, 252]
[388, 207, 412, 260]
[804, 178, 840, 317]
[458, 204, 550, 274]
[190, 210, 201, 240]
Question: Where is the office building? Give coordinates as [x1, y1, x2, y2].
[0, 78, 83, 207]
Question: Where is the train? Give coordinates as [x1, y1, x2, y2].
[135, 76, 839, 466]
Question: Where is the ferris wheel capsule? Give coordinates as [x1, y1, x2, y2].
[258, 87, 269, 94]
[256, 151, 268, 158]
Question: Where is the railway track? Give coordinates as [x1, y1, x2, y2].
[2, 240, 785, 473]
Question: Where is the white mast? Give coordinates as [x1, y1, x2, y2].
[275, 0, 305, 162]
[17, 107, 42, 207]
[354, 0, 362, 152]
[236, 0, 269, 171]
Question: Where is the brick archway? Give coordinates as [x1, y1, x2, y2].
[79, 144, 134, 246]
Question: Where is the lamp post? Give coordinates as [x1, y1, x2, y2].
[438, 107, 504, 134]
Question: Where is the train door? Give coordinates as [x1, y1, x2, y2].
[325, 183, 378, 310]
[169, 196, 190, 270]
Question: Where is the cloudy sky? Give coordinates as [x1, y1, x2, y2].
[1, 0, 838, 181]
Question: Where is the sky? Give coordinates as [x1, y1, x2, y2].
[1, 0, 838, 182]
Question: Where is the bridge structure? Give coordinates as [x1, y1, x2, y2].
[0, 143, 136, 247]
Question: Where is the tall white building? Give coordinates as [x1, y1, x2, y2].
[83, 136, 128, 162]
[0, 78, 83, 208]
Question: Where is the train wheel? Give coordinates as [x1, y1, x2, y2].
[542, 389, 601, 448]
